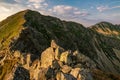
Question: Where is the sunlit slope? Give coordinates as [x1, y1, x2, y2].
[0, 10, 27, 48]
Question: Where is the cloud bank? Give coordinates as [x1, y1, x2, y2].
[0, 0, 119, 26]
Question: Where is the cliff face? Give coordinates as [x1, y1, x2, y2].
[0, 10, 120, 80]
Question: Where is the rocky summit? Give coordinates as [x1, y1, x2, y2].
[0, 10, 120, 80]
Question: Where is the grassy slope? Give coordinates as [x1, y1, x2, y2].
[0, 10, 27, 79]
[0, 10, 27, 49]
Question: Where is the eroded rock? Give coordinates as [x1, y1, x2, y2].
[60, 51, 72, 65]
[61, 65, 72, 73]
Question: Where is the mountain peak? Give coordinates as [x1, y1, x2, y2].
[0, 9, 86, 57]
[19, 9, 41, 15]
[1, 10, 120, 80]
[90, 21, 120, 37]
[24, 9, 42, 16]
[96, 21, 113, 25]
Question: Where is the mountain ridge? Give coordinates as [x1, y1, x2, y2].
[0, 9, 120, 80]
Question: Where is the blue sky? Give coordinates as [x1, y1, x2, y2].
[0, 0, 120, 26]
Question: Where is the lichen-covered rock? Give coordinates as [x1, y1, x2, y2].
[41, 40, 64, 68]
[30, 59, 40, 80]
[55, 47, 64, 60]
[61, 65, 72, 73]
[24, 54, 31, 69]
[60, 51, 72, 65]
[70, 68, 81, 78]
[51, 40, 58, 49]
[37, 68, 47, 80]
[41, 47, 55, 68]
[56, 72, 66, 80]
[13, 51, 21, 58]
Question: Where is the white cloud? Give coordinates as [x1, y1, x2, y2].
[0, 1, 91, 26]
[49, 5, 89, 16]
[74, 11, 90, 16]
[97, 6, 109, 12]
[97, 5, 120, 12]
[14, 0, 47, 9]
[1, 1, 119, 27]
[111, 6, 120, 9]
[32, 3, 41, 9]
[74, 11, 81, 15]
[47, 5, 91, 26]
[0, 6, 10, 12]
[51, 5, 76, 14]
[28, 0, 45, 3]
[0, 1, 49, 22]
[43, 3, 48, 7]
[27, 0, 48, 9]
[0, 2, 26, 21]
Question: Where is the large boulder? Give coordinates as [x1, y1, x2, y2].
[41, 47, 55, 68]
[70, 68, 81, 78]
[60, 51, 72, 65]
[41, 40, 65, 68]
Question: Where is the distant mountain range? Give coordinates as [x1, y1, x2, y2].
[0, 10, 120, 80]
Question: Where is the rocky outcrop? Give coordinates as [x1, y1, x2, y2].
[60, 51, 73, 65]
[0, 40, 120, 80]
[0, 10, 119, 75]
[0, 10, 120, 80]
[41, 40, 64, 68]
[41, 47, 55, 68]
[40, 40, 94, 80]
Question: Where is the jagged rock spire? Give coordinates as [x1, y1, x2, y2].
[51, 40, 58, 49]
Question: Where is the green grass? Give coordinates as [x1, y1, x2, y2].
[0, 10, 27, 48]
